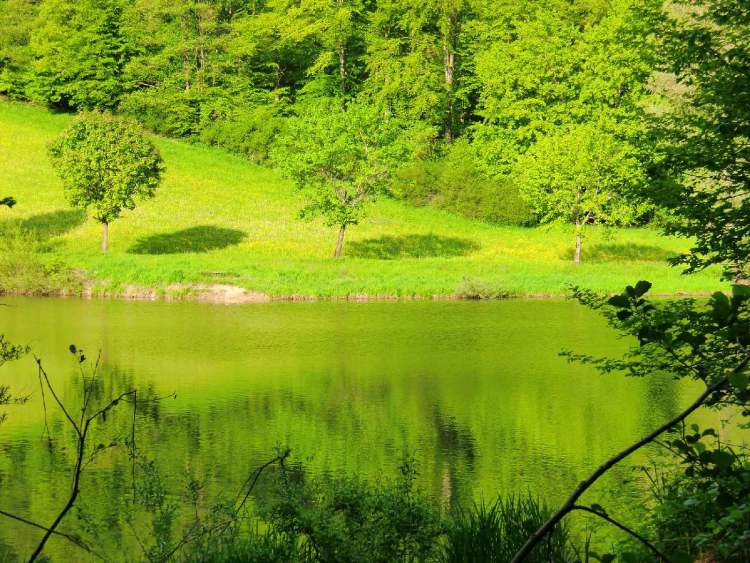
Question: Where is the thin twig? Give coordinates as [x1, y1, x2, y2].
[0, 509, 103, 559]
[571, 505, 670, 562]
[35, 358, 80, 437]
[29, 387, 137, 562]
[37, 369, 51, 441]
[158, 450, 291, 562]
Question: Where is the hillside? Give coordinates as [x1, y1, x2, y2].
[0, 102, 721, 299]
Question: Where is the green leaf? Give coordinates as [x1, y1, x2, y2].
[607, 294, 630, 308]
[731, 285, 750, 299]
[729, 371, 749, 391]
[616, 309, 632, 321]
[633, 280, 652, 297]
[710, 450, 735, 469]
[711, 292, 731, 323]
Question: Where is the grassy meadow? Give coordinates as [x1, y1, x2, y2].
[0, 101, 722, 299]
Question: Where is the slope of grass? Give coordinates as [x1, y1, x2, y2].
[0, 101, 722, 298]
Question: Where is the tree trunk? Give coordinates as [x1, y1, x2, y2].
[101, 221, 109, 254]
[334, 225, 346, 258]
[337, 0, 346, 93]
[338, 43, 346, 93]
[574, 223, 582, 265]
[443, 42, 455, 142]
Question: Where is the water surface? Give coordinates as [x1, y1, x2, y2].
[0, 298, 698, 560]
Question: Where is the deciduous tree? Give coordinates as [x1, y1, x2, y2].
[273, 99, 409, 257]
[652, 0, 750, 279]
[514, 124, 645, 264]
[48, 112, 163, 253]
[28, 0, 132, 110]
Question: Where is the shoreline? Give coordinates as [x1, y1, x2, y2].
[0, 283, 716, 305]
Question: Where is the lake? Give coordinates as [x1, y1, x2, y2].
[0, 297, 703, 560]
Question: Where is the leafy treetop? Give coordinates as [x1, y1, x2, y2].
[48, 111, 163, 226]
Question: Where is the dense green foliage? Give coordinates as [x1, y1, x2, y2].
[272, 98, 412, 256]
[514, 124, 647, 263]
[566, 281, 750, 561]
[546, 4, 750, 550]
[169, 461, 575, 563]
[651, 0, 750, 278]
[0, 0, 661, 234]
[48, 112, 163, 252]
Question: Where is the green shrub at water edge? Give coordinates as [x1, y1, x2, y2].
[0, 223, 79, 295]
[182, 464, 578, 563]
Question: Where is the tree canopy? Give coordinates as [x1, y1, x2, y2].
[48, 112, 163, 252]
[273, 98, 411, 256]
[650, 0, 750, 278]
[514, 124, 646, 263]
[0, 0, 662, 230]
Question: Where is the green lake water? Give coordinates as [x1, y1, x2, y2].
[0, 297, 708, 560]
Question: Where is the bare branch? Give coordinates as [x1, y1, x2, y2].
[571, 505, 670, 562]
[0, 509, 103, 560]
[511, 351, 750, 563]
[35, 357, 80, 437]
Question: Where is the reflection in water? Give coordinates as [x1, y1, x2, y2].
[0, 298, 703, 560]
[432, 406, 477, 510]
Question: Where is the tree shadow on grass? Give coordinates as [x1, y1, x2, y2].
[563, 243, 675, 263]
[129, 225, 247, 255]
[348, 234, 480, 259]
[0, 209, 86, 240]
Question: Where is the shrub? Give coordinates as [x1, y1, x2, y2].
[119, 89, 201, 137]
[0, 223, 79, 295]
[454, 278, 510, 300]
[198, 102, 283, 163]
[645, 461, 750, 562]
[266, 461, 443, 563]
[393, 141, 536, 226]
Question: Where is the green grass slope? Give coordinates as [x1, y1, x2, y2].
[0, 101, 722, 298]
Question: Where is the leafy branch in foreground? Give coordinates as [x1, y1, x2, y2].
[512, 282, 750, 562]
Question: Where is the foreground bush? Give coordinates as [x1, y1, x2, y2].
[181, 461, 575, 563]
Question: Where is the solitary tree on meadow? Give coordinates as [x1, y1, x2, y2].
[274, 99, 408, 257]
[514, 124, 646, 264]
[0, 197, 15, 208]
[48, 112, 163, 253]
